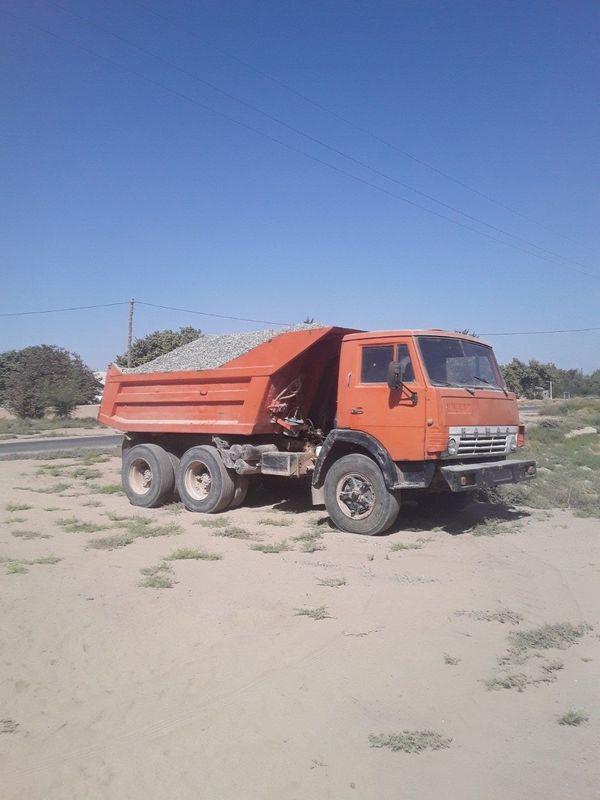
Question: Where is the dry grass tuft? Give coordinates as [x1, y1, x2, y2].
[210, 525, 252, 539]
[390, 542, 423, 551]
[369, 730, 451, 753]
[251, 540, 291, 553]
[557, 709, 589, 726]
[317, 577, 347, 588]
[509, 622, 592, 653]
[5, 503, 32, 512]
[139, 562, 174, 589]
[295, 606, 330, 620]
[166, 547, 222, 561]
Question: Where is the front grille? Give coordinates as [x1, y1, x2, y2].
[457, 433, 508, 456]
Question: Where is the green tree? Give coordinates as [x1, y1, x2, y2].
[501, 359, 555, 398]
[0, 346, 100, 418]
[115, 326, 202, 368]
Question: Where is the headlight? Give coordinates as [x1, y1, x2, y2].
[447, 437, 458, 455]
[508, 434, 517, 452]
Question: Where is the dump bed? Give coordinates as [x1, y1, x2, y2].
[98, 326, 357, 435]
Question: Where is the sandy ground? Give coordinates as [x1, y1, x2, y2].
[1, 455, 599, 800]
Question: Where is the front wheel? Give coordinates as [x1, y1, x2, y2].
[323, 454, 400, 535]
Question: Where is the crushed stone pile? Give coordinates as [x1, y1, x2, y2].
[126, 323, 322, 373]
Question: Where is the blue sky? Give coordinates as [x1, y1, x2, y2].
[1, 0, 599, 371]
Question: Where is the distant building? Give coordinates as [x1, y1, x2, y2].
[94, 371, 107, 402]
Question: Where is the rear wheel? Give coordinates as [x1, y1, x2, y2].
[176, 445, 236, 513]
[122, 444, 175, 508]
[324, 454, 400, 535]
[227, 475, 249, 510]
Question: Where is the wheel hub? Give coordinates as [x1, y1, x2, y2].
[129, 458, 153, 495]
[185, 462, 213, 501]
[336, 473, 375, 519]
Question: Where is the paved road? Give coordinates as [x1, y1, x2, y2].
[0, 434, 122, 456]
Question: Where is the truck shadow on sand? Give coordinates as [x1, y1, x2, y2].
[387, 499, 530, 537]
[245, 478, 530, 537]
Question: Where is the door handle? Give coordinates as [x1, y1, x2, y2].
[351, 407, 364, 415]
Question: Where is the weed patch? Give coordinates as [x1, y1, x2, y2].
[14, 482, 71, 495]
[257, 517, 292, 527]
[2, 555, 61, 574]
[509, 622, 592, 653]
[251, 540, 291, 553]
[89, 483, 123, 495]
[295, 606, 330, 620]
[70, 467, 102, 481]
[194, 517, 230, 528]
[210, 525, 252, 539]
[558, 709, 588, 726]
[166, 547, 222, 561]
[11, 530, 51, 540]
[300, 539, 325, 553]
[57, 516, 110, 534]
[484, 673, 530, 692]
[5, 503, 32, 512]
[390, 542, 423, 551]
[457, 608, 523, 625]
[87, 533, 134, 550]
[139, 562, 174, 589]
[444, 654, 461, 665]
[369, 731, 451, 754]
[471, 519, 523, 537]
[317, 577, 347, 587]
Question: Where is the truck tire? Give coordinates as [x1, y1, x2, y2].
[122, 444, 176, 508]
[167, 451, 181, 501]
[324, 453, 400, 535]
[227, 475, 249, 510]
[177, 445, 236, 513]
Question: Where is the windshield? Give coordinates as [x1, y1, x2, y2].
[417, 337, 505, 389]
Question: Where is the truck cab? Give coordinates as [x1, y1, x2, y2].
[312, 330, 535, 534]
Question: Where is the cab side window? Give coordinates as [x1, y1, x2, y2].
[396, 344, 415, 382]
[361, 346, 394, 383]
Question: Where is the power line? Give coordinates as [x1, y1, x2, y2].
[47, 0, 598, 275]
[0, 301, 128, 317]
[481, 326, 600, 336]
[136, 302, 290, 326]
[0, 297, 597, 337]
[0, 298, 290, 326]
[133, 0, 593, 255]
[5, 9, 600, 282]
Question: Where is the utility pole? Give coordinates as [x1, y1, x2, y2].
[127, 298, 135, 368]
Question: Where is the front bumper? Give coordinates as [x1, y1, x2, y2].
[440, 459, 536, 492]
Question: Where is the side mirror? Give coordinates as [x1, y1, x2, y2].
[387, 360, 404, 390]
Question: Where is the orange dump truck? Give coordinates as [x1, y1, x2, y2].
[98, 326, 535, 535]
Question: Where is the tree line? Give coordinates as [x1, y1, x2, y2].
[0, 327, 598, 418]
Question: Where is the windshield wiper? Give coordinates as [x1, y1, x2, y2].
[433, 379, 475, 395]
[471, 375, 508, 396]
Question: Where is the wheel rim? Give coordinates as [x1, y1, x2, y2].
[336, 472, 375, 519]
[129, 458, 153, 495]
[184, 461, 213, 501]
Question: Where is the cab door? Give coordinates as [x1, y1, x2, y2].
[337, 338, 426, 461]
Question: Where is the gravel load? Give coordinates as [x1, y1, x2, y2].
[126, 323, 323, 374]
